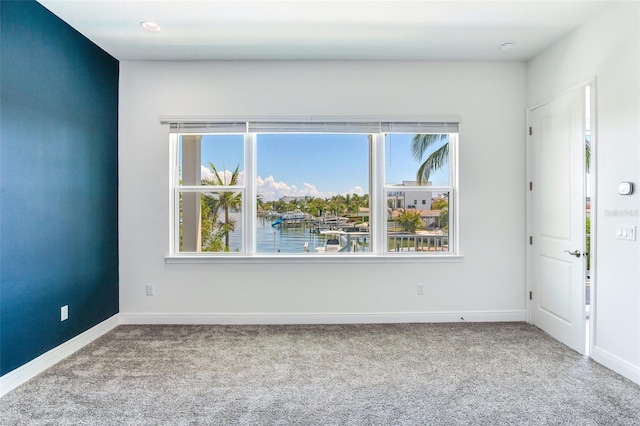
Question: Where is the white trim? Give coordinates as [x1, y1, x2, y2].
[169, 132, 179, 254]
[165, 253, 464, 264]
[450, 132, 460, 254]
[586, 78, 598, 360]
[591, 346, 640, 386]
[119, 310, 525, 325]
[527, 78, 598, 113]
[371, 133, 385, 254]
[246, 133, 257, 254]
[160, 115, 463, 125]
[525, 107, 533, 323]
[0, 315, 120, 397]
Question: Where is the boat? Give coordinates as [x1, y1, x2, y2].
[321, 215, 350, 226]
[314, 230, 349, 253]
[281, 210, 308, 221]
[272, 210, 309, 227]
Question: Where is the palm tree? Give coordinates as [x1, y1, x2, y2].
[411, 134, 449, 185]
[202, 162, 242, 251]
[344, 193, 359, 215]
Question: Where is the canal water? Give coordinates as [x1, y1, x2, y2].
[226, 215, 369, 253]
[256, 218, 325, 254]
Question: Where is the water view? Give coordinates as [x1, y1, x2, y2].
[178, 131, 451, 254]
[256, 218, 370, 254]
[223, 215, 369, 254]
[259, 220, 322, 253]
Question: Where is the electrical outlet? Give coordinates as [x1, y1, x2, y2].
[61, 305, 68, 321]
[146, 284, 155, 296]
[417, 283, 425, 295]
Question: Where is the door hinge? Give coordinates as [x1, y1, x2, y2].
[529, 182, 533, 191]
[529, 291, 533, 300]
[529, 236, 533, 245]
[529, 126, 532, 136]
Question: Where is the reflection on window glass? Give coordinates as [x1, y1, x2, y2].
[385, 133, 449, 186]
[386, 190, 450, 253]
[256, 134, 370, 254]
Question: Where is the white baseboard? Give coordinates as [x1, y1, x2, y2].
[119, 310, 526, 325]
[0, 315, 120, 397]
[591, 346, 640, 386]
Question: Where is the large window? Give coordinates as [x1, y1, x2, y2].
[256, 133, 370, 254]
[168, 121, 457, 257]
[384, 131, 452, 253]
[175, 132, 245, 253]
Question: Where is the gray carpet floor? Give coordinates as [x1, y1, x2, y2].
[1, 322, 639, 425]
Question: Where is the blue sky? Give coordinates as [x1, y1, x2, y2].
[191, 133, 449, 201]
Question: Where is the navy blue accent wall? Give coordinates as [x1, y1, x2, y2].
[1, 0, 119, 376]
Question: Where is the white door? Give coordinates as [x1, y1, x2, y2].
[530, 87, 586, 354]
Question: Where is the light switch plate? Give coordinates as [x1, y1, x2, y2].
[616, 225, 636, 241]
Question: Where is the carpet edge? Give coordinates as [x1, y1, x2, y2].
[0, 314, 120, 397]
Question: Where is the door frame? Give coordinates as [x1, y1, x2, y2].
[526, 78, 598, 356]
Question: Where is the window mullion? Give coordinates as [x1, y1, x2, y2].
[246, 133, 256, 255]
[371, 133, 386, 254]
[170, 133, 179, 255]
[450, 133, 459, 253]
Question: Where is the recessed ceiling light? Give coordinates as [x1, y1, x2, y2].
[140, 21, 161, 33]
[500, 42, 515, 51]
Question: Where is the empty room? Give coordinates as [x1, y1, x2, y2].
[1, 0, 639, 424]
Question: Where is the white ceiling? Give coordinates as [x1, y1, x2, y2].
[36, 0, 612, 61]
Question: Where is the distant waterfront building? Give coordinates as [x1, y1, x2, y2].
[281, 196, 308, 203]
[387, 181, 433, 210]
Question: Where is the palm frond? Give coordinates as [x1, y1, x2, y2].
[411, 134, 447, 162]
[229, 165, 240, 186]
[203, 161, 223, 186]
[416, 144, 449, 184]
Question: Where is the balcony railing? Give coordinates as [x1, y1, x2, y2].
[388, 233, 449, 252]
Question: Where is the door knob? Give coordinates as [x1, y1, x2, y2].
[564, 250, 581, 258]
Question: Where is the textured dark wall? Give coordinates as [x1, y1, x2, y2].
[1, 0, 119, 375]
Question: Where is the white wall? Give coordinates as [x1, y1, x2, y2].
[119, 61, 527, 322]
[527, 2, 640, 383]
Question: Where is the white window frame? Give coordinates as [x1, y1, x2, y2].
[169, 131, 249, 255]
[382, 133, 457, 255]
[165, 118, 462, 263]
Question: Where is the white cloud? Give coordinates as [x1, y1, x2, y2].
[345, 185, 365, 196]
[200, 165, 214, 181]
[200, 165, 244, 185]
[256, 175, 335, 201]
[193, 170, 362, 201]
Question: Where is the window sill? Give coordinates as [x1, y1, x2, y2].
[165, 253, 464, 264]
